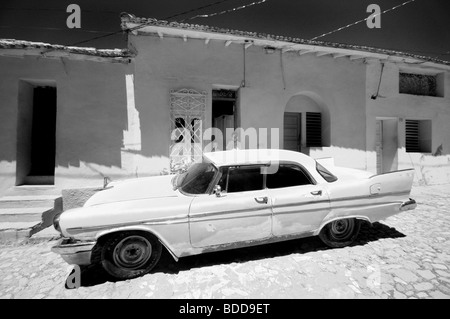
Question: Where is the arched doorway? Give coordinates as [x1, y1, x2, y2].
[283, 92, 330, 154]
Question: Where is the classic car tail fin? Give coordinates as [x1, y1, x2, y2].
[368, 169, 415, 196]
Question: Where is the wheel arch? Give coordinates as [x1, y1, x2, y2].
[314, 215, 372, 236]
[94, 226, 180, 262]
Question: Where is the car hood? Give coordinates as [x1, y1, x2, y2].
[84, 174, 179, 207]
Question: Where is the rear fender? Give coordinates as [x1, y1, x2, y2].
[368, 169, 415, 196]
[314, 215, 371, 236]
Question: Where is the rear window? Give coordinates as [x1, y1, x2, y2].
[316, 162, 338, 183]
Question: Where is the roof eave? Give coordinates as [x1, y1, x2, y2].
[0, 39, 134, 63]
[122, 17, 450, 71]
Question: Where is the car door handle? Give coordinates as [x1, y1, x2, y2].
[311, 190, 322, 196]
[255, 197, 269, 204]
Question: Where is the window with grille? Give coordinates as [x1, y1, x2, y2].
[399, 73, 443, 97]
[169, 89, 206, 173]
[306, 112, 322, 147]
[405, 119, 432, 153]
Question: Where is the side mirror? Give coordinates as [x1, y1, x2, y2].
[213, 185, 222, 197]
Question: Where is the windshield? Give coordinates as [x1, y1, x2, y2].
[173, 162, 218, 195]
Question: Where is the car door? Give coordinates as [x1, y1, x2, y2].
[267, 163, 331, 237]
[189, 165, 272, 248]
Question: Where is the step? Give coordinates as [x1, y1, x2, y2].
[0, 222, 36, 241]
[0, 222, 61, 242]
[3, 186, 61, 197]
[0, 206, 54, 222]
[0, 195, 60, 209]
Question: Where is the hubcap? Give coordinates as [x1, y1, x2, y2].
[330, 219, 354, 240]
[113, 236, 152, 270]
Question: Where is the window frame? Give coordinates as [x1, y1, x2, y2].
[315, 161, 338, 183]
[405, 119, 432, 154]
[305, 112, 323, 148]
[221, 165, 266, 194]
[213, 161, 317, 194]
[399, 72, 441, 97]
[265, 162, 317, 189]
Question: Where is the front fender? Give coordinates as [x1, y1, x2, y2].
[94, 223, 190, 261]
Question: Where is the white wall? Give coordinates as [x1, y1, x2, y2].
[130, 35, 368, 171]
[366, 60, 450, 184]
[0, 55, 134, 195]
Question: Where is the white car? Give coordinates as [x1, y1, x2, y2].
[52, 149, 416, 279]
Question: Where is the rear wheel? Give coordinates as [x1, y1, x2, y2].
[101, 232, 162, 280]
[319, 218, 361, 248]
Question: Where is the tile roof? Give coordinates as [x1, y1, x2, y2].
[0, 39, 134, 58]
[121, 14, 449, 66]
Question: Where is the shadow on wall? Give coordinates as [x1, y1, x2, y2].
[55, 83, 128, 169]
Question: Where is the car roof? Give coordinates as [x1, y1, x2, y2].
[203, 149, 317, 168]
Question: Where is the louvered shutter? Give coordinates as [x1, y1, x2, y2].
[405, 120, 420, 153]
[306, 112, 322, 147]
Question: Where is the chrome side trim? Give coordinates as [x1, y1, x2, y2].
[67, 216, 188, 235]
[189, 206, 270, 219]
[189, 212, 272, 223]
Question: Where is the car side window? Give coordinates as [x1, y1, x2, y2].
[226, 166, 264, 193]
[217, 167, 229, 191]
[266, 164, 313, 189]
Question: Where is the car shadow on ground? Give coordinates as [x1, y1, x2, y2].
[69, 221, 405, 288]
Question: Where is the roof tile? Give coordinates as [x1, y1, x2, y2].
[0, 39, 134, 59]
[120, 14, 449, 66]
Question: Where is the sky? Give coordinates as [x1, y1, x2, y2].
[0, 0, 449, 61]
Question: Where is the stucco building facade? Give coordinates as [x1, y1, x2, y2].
[0, 16, 449, 196]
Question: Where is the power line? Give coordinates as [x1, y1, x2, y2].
[181, 0, 269, 22]
[164, 0, 237, 20]
[66, 0, 237, 47]
[310, 0, 419, 41]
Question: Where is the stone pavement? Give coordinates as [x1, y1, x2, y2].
[0, 184, 449, 299]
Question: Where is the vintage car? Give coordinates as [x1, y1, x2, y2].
[52, 149, 416, 279]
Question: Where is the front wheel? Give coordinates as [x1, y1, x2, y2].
[101, 232, 162, 280]
[319, 218, 361, 248]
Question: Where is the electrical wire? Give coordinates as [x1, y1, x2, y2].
[63, 0, 238, 47]
[181, 0, 268, 22]
[5, 0, 447, 60]
[310, 0, 419, 41]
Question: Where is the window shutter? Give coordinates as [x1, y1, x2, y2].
[306, 112, 322, 147]
[405, 120, 420, 153]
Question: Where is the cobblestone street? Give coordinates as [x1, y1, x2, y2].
[0, 184, 449, 299]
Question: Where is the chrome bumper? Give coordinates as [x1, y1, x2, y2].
[51, 238, 96, 265]
[400, 198, 417, 212]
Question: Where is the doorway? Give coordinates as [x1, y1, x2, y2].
[212, 89, 237, 150]
[16, 84, 57, 185]
[376, 118, 398, 174]
[283, 112, 301, 152]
